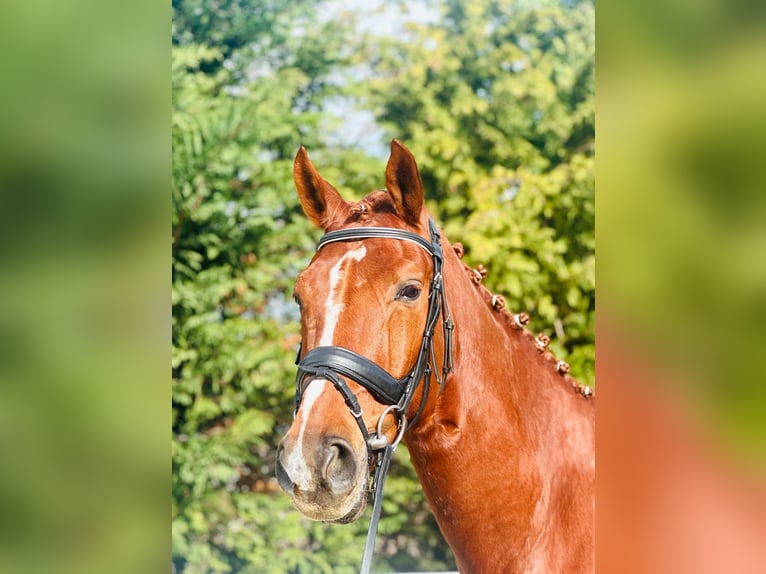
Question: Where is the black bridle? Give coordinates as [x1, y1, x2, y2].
[293, 217, 454, 574]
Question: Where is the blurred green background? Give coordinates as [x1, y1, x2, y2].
[171, 0, 593, 572]
[596, 1, 766, 569]
[0, 0, 169, 573]
[597, 0, 766, 468]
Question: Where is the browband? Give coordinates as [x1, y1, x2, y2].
[317, 225, 436, 256]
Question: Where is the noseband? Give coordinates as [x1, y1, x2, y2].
[293, 217, 454, 573]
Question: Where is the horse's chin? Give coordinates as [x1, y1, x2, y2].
[325, 494, 367, 524]
[292, 484, 368, 524]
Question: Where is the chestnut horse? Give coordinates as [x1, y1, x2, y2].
[276, 140, 595, 573]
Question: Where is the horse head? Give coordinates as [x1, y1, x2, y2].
[276, 140, 447, 523]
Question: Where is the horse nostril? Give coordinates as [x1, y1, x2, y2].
[321, 437, 358, 495]
[275, 443, 294, 493]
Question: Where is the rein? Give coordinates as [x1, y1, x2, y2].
[294, 217, 454, 574]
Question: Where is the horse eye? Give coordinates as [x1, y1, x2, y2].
[396, 284, 422, 302]
[293, 294, 302, 309]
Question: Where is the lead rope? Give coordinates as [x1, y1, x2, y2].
[360, 407, 407, 574]
[359, 444, 394, 574]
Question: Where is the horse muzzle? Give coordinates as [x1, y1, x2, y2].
[276, 434, 369, 523]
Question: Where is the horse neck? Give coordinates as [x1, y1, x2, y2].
[405, 246, 595, 571]
[413, 245, 593, 446]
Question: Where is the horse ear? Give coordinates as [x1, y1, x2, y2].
[294, 146, 346, 229]
[385, 140, 425, 226]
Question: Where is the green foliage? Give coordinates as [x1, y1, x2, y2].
[362, 0, 595, 383]
[171, 2, 353, 571]
[173, 0, 594, 572]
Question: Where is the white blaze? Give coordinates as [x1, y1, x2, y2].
[285, 379, 326, 490]
[319, 246, 366, 346]
[286, 246, 367, 489]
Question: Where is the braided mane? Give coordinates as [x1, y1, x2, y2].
[450, 241, 594, 399]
